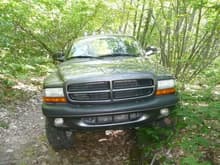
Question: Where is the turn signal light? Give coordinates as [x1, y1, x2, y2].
[43, 97, 67, 103]
[156, 88, 176, 96]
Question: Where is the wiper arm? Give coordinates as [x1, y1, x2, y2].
[67, 56, 97, 60]
[67, 54, 139, 60]
[100, 53, 139, 58]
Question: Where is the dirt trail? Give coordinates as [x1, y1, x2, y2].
[0, 91, 44, 164]
[0, 80, 137, 165]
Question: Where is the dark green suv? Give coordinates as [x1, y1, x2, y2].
[42, 34, 178, 150]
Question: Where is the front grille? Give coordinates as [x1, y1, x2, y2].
[68, 81, 109, 92]
[69, 92, 110, 101]
[113, 88, 153, 99]
[66, 78, 155, 103]
[113, 79, 153, 89]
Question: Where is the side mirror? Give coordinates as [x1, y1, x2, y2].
[145, 46, 159, 56]
[53, 52, 65, 62]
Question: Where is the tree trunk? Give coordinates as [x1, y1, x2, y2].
[136, 0, 146, 40]
[132, 0, 140, 36]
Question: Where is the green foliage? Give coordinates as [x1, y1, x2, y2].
[137, 58, 220, 164]
[0, 121, 9, 129]
[137, 126, 173, 145]
[0, 0, 126, 83]
[181, 156, 211, 165]
[1, 0, 219, 83]
[0, 1, 219, 164]
[0, 77, 29, 105]
[0, 0, 120, 56]
[137, 95, 219, 164]
[0, 51, 54, 82]
[136, 125, 175, 163]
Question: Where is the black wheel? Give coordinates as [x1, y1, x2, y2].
[45, 118, 74, 150]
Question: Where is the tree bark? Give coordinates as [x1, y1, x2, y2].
[133, 0, 140, 36]
[140, 8, 152, 46]
[136, 0, 146, 40]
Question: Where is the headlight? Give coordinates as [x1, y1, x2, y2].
[156, 79, 176, 96]
[43, 88, 67, 103]
[157, 79, 175, 89]
[44, 88, 64, 97]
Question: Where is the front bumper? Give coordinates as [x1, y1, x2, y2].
[42, 95, 178, 130]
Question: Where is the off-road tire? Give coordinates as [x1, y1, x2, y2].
[45, 117, 74, 150]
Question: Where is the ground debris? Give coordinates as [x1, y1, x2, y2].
[0, 77, 135, 165]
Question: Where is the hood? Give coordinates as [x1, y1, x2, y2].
[57, 57, 170, 82]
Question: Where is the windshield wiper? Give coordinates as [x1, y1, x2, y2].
[67, 56, 97, 60]
[67, 54, 139, 60]
[100, 53, 139, 58]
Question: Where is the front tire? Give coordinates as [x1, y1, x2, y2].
[45, 118, 74, 150]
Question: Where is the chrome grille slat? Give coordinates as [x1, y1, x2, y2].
[66, 78, 155, 103]
[69, 92, 110, 101]
[67, 95, 151, 103]
[113, 86, 154, 92]
[67, 86, 154, 94]
[68, 90, 111, 94]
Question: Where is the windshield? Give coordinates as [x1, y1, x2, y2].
[67, 36, 142, 59]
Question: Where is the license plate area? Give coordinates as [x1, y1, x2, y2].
[82, 112, 142, 125]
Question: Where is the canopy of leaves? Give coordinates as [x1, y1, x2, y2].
[0, 0, 219, 82]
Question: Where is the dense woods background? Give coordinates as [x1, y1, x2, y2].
[0, 0, 219, 81]
[0, 0, 219, 164]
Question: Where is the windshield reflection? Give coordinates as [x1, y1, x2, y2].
[68, 36, 142, 58]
